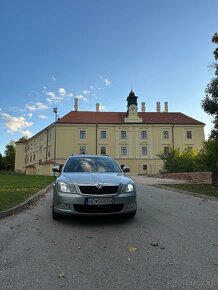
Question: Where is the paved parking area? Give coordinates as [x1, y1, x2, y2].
[129, 174, 186, 185]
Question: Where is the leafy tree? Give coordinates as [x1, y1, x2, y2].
[198, 139, 218, 171]
[201, 33, 218, 138]
[159, 148, 206, 173]
[3, 141, 15, 171]
[0, 153, 5, 170]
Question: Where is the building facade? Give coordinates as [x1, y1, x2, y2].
[15, 91, 205, 175]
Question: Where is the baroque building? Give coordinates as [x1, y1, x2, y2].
[15, 91, 205, 175]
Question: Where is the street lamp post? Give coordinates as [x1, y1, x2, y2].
[53, 107, 58, 172]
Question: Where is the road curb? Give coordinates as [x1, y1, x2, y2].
[154, 184, 218, 202]
[0, 183, 54, 219]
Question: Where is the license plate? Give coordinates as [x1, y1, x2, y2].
[85, 197, 114, 205]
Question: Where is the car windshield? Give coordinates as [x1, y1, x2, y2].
[64, 156, 122, 173]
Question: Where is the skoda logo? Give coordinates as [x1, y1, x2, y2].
[96, 183, 103, 189]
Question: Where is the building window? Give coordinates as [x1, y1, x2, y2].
[33, 154, 35, 161]
[143, 164, 147, 170]
[186, 130, 192, 139]
[39, 159, 42, 165]
[164, 146, 170, 154]
[141, 131, 147, 139]
[39, 145, 42, 153]
[142, 146, 148, 156]
[101, 130, 107, 139]
[30, 155, 32, 162]
[100, 146, 106, 155]
[80, 130, 86, 139]
[186, 146, 193, 151]
[121, 130, 126, 139]
[80, 146, 86, 154]
[121, 146, 127, 155]
[163, 130, 169, 139]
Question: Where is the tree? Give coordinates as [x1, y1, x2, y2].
[158, 148, 204, 173]
[198, 138, 218, 185]
[201, 33, 218, 138]
[4, 141, 15, 171]
[0, 153, 5, 170]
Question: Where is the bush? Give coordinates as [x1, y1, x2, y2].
[159, 148, 207, 173]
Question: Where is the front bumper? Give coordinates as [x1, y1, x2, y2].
[53, 189, 137, 216]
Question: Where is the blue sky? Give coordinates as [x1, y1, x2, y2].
[0, 0, 217, 154]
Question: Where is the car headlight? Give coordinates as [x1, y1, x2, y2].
[57, 181, 77, 193]
[121, 183, 135, 193]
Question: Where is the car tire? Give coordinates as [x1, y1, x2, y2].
[125, 210, 137, 218]
[52, 205, 63, 220]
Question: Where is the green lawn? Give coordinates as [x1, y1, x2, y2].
[0, 175, 55, 211]
[163, 184, 218, 199]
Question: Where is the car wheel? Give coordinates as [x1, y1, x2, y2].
[125, 210, 137, 218]
[52, 205, 63, 220]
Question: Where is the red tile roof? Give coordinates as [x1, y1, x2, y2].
[57, 111, 204, 125]
[15, 137, 28, 144]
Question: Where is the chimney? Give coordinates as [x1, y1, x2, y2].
[141, 102, 146, 112]
[96, 103, 100, 112]
[156, 102, 161, 112]
[164, 102, 168, 112]
[74, 97, 79, 112]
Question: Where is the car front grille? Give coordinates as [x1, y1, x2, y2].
[79, 185, 119, 195]
[73, 204, 124, 213]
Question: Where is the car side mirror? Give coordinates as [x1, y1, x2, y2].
[122, 166, 130, 173]
[52, 164, 63, 173]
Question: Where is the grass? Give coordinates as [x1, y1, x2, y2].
[163, 184, 218, 199]
[0, 175, 55, 211]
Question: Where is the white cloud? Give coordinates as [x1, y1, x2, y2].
[99, 105, 105, 111]
[0, 112, 33, 134]
[26, 113, 33, 118]
[51, 76, 56, 81]
[46, 91, 64, 104]
[98, 87, 104, 91]
[43, 86, 47, 90]
[83, 90, 90, 95]
[58, 87, 73, 97]
[47, 91, 56, 98]
[76, 95, 89, 102]
[21, 130, 32, 138]
[104, 78, 111, 86]
[58, 88, 66, 96]
[25, 102, 48, 111]
[90, 85, 94, 90]
[38, 114, 48, 119]
[46, 88, 73, 104]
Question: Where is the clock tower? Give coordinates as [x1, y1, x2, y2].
[124, 90, 143, 123]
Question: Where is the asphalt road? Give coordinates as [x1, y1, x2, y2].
[0, 177, 218, 290]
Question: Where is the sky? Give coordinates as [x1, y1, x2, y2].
[0, 0, 217, 154]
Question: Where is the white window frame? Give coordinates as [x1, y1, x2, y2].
[80, 146, 86, 154]
[141, 146, 148, 156]
[163, 130, 169, 139]
[80, 130, 86, 139]
[141, 130, 147, 139]
[121, 130, 127, 140]
[121, 146, 127, 155]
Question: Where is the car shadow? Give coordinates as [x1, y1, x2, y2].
[54, 214, 137, 228]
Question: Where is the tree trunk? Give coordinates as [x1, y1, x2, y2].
[212, 171, 218, 186]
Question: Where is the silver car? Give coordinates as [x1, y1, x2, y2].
[52, 155, 137, 219]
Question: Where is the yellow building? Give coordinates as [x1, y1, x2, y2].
[15, 91, 205, 175]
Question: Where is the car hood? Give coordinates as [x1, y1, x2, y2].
[58, 172, 132, 186]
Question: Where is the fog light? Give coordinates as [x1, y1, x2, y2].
[57, 203, 70, 210]
[126, 202, 136, 209]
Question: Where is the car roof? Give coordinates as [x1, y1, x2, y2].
[70, 154, 111, 159]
